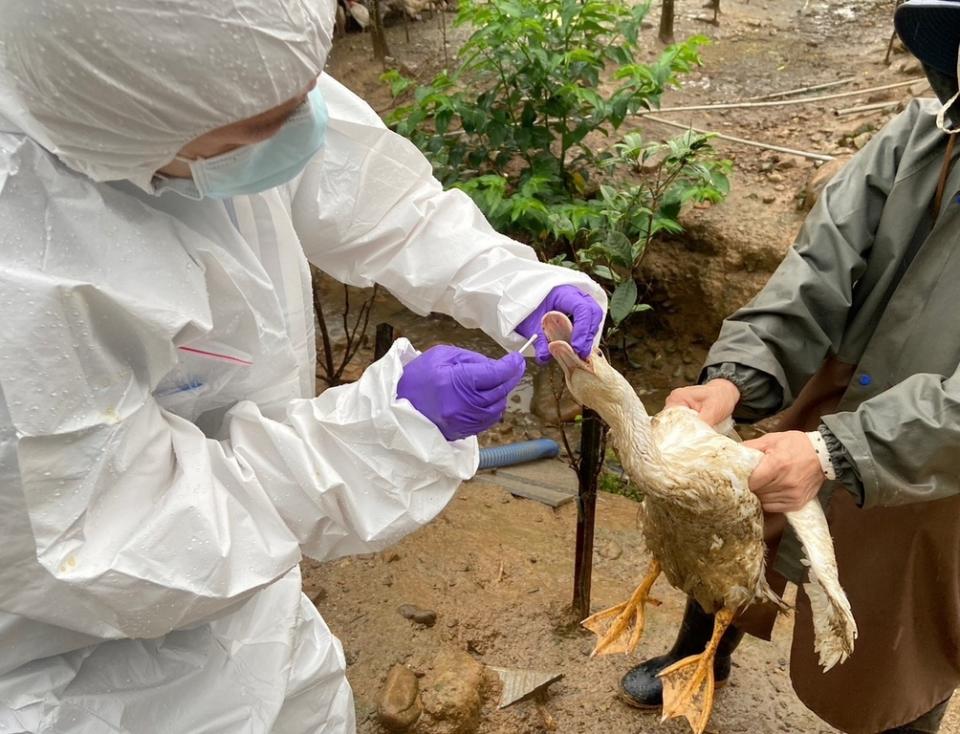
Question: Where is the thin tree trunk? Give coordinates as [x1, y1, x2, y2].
[438, 0, 449, 67]
[311, 268, 339, 387]
[658, 0, 674, 44]
[374, 323, 395, 360]
[370, 0, 391, 62]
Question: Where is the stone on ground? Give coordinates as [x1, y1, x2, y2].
[418, 649, 485, 734]
[378, 664, 422, 731]
[802, 157, 850, 211]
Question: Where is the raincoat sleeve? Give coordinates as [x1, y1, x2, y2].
[0, 140, 474, 640]
[821, 371, 960, 508]
[703, 106, 918, 405]
[289, 74, 607, 351]
[702, 362, 784, 421]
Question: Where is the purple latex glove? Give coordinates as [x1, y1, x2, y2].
[515, 285, 604, 363]
[397, 345, 526, 441]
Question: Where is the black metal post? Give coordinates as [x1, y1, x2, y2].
[374, 322, 395, 361]
[573, 408, 604, 620]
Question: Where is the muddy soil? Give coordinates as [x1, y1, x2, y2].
[306, 483, 832, 734]
[312, 1, 960, 732]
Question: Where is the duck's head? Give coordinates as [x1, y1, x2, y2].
[542, 311, 637, 415]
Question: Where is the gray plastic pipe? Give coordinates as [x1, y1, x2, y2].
[477, 438, 560, 470]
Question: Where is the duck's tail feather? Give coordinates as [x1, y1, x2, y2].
[757, 574, 791, 613]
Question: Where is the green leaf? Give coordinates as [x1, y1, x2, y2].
[380, 69, 414, 98]
[605, 231, 634, 268]
[590, 265, 616, 280]
[521, 102, 537, 128]
[609, 279, 638, 325]
[659, 198, 681, 221]
[435, 108, 453, 135]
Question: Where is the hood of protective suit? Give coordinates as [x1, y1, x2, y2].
[0, 0, 335, 191]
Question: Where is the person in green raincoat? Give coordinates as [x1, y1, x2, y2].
[618, 4, 960, 733]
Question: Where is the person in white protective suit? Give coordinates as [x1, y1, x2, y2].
[0, 1, 607, 731]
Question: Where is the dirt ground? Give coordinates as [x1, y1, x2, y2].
[310, 1, 960, 732]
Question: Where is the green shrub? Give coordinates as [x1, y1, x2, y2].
[383, 0, 730, 335]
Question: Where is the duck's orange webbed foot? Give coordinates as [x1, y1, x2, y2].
[659, 606, 735, 734]
[581, 560, 661, 657]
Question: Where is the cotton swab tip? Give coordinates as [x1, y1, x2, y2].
[517, 333, 539, 354]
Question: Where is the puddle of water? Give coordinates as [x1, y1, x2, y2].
[506, 372, 534, 414]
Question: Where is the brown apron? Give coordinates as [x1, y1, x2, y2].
[746, 357, 960, 733]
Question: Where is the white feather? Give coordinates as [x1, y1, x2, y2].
[787, 502, 857, 670]
[348, 2, 370, 28]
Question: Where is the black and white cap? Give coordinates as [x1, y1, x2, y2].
[895, 0, 960, 75]
[895, 0, 960, 131]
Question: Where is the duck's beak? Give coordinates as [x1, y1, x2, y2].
[542, 310, 573, 344]
[542, 310, 592, 381]
[548, 340, 591, 382]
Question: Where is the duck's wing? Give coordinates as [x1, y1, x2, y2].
[711, 416, 740, 442]
[704, 421, 790, 611]
[712, 419, 855, 667]
[786, 502, 857, 671]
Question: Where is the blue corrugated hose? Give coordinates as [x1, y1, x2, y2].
[477, 438, 560, 470]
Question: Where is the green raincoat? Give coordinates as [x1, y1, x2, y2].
[705, 99, 960, 733]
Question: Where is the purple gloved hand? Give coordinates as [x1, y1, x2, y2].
[397, 345, 526, 441]
[515, 285, 604, 363]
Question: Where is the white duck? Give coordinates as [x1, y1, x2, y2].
[542, 311, 856, 734]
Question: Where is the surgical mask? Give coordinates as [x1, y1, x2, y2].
[157, 89, 328, 199]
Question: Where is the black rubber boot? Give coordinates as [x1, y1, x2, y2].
[618, 597, 744, 709]
[880, 695, 952, 734]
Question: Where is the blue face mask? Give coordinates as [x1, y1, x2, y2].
[158, 88, 328, 200]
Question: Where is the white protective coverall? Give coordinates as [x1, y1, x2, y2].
[0, 1, 606, 731]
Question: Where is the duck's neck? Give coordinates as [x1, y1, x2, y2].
[595, 400, 667, 495]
